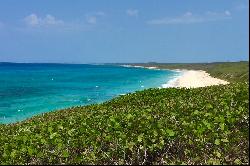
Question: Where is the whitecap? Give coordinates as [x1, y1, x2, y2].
[162, 74, 182, 88]
[120, 65, 132, 67]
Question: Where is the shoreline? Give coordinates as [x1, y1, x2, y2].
[120, 65, 230, 88]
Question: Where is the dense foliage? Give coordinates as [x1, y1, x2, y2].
[0, 82, 249, 165]
[121, 61, 249, 82]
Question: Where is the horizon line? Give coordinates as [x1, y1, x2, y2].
[0, 60, 249, 65]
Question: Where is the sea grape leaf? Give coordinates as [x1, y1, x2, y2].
[215, 139, 220, 145]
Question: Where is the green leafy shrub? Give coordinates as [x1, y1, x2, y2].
[0, 82, 249, 164]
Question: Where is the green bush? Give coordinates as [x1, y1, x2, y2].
[0, 82, 249, 165]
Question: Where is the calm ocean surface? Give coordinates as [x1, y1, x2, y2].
[0, 63, 180, 124]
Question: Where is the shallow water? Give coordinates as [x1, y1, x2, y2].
[0, 63, 180, 124]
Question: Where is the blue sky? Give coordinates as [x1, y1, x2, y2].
[0, 0, 249, 63]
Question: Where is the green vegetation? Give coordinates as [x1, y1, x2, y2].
[0, 83, 249, 164]
[0, 61, 249, 165]
[121, 61, 249, 82]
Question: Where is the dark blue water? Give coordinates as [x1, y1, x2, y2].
[0, 63, 180, 124]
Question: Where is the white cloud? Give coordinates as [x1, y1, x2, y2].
[235, 3, 249, 11]
[24, 13, 64, 27]
[184, 11, 193, 17]
[86, 16, 97, 24]
[224, 10, 231, 16]
[147, 10, 232, 25]
[85, 11, 105, 24]
[94, 11, 105, 16]
[126, 9, 139, 17]
[24, 14, 39, 26]
[205, 10, 232, 20]
[21, 11, 105, 31]
[43, 14, 64, 25]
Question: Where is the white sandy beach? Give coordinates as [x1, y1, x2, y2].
[163, 69, 229, 88]
[121, 65, 229, 88]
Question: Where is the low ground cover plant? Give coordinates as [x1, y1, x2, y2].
[0, 82, 248, 164]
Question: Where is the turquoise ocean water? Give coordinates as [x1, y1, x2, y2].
[0, 63, 180, 124]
